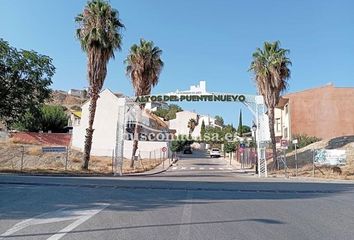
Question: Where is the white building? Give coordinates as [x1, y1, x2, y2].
[68, 89, 86, 97]
[71, 89, 169, 158]
[172, 80, 207, 94]
[68, 110, 81, 127]
[145, 101, 168, 111]
[168, 111, 221, 139]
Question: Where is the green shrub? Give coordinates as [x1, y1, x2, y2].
[12, 105, 68, 132]
[224, 142, 237, 153]
[170, 135, 193, 152]
[291, 134, 321, 149]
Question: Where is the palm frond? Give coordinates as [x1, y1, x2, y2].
[125, 39, 164, 96]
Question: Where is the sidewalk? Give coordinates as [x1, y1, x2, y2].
[221, 156, 256, 174]
[123, 158, 174, 176]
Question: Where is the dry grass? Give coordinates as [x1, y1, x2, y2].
[26, 146, 42, 156]
[267, 137, 354, 180]
[0, 142, 164, 175]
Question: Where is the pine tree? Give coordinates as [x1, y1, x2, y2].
[200, 120, 206, 140]
[237, 110, 243, 136]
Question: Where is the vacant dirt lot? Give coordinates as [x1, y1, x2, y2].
[0, 143, 165, 175]
[268, 136, 354, 180]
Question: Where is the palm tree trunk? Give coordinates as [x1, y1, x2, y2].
[130, 105, 143, 168]
[268, 107, 277, 170]
[130, 126, 139, 168]
[82, 92, 99, 170]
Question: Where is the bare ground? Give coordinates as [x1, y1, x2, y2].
[0, 143, 164, 175]
[268, 136, 354, 180]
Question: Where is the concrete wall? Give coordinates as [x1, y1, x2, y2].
[285, 85, 354, 139]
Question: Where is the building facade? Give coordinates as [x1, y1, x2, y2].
[71, 89, 169, 157]
[168, 111, 221, 139]
[68, 110, 81, 127]
[275, 84, 354, 141]
[68, 89, 87, 98]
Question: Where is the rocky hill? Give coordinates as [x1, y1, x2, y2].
[47, 90, 88, 110]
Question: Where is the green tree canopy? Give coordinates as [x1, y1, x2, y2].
[200, 120, 206, 140]
[0, 39, 55, 127]
[204, 126, 224, 144]
[154, 104, 182, 120]
[13, 105, 68, 132]
[170, 135, 194, 153]
[224, 142, 237, 153]
[238, 125, 251, 136]
[214, 115, 224, 126]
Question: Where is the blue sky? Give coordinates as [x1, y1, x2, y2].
[1, 0, 354, 126]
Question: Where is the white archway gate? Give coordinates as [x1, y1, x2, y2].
[114, 90, 270, 178]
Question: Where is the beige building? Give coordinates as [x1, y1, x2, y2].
[274, 84, 354, 142]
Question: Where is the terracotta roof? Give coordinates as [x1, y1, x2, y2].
[145, 110, 169, 129]
[276, 97, 289, 109]
[10, 132, 71, 146]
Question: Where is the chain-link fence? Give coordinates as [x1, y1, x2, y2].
[0, 144, 170, 174]
[238, 148, 257, 169]
[0, 144, 71, 172]
[271, 147, 354, 178]
[115, 148, 170, 175]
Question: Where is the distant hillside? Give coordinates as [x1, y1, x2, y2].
[47, 90, 88, 110]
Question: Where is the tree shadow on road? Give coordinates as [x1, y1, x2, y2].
[0, 176, 354, 221]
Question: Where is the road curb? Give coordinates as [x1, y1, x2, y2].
[0, 159, 178, 178]
[122, 159, 177, 177]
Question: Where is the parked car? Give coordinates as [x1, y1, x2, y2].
[210, 148, 221, 158]
[183, 145, 192, 154]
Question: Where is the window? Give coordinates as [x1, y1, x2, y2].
[285, 104, 288, 114]
[276, 118, 281, 132]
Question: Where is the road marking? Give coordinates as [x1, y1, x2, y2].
[227, 167, 233, 170]
[0, 203, 109, 240]
[218, 168, 224, 170]
[172, 167, 178, 170]
[181, 167, 186, 170]
[190, 167, 195, 170]
[199, 167, 205, 170]
[209, 167, 214, 170]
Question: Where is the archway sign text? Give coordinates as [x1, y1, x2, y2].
[136, 94, 246, 103]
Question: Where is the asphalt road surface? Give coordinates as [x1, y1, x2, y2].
[1, 151, 354, 240]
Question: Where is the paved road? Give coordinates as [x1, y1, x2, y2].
[1, 152, 354, 240]
[166, 150, 236, 175]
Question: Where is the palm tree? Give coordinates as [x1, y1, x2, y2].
[249, 41, 291, 168]
[188, 118, 197, 137]
[125, 39, 164, 168]
[75, 0, 124, 170]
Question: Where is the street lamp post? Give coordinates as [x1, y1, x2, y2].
[292, 139, 298, 176]
[252, 122, 258, 174]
